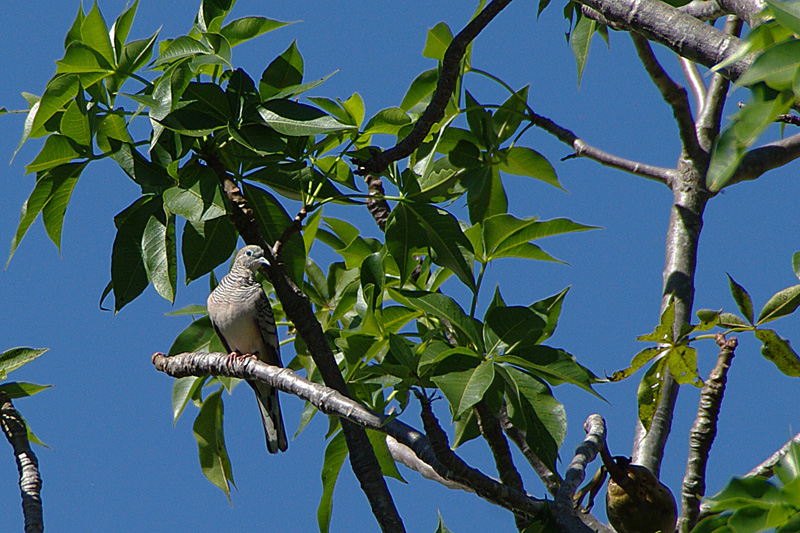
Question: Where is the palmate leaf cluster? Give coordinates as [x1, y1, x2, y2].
[5, 0, 602, 519]
[610, 254, 800, 433]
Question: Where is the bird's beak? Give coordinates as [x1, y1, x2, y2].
[255, 257, 270, 268]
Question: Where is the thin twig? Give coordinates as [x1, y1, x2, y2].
[0, 392, 43, 533]
[474, 401, 527, 531]
[416, 394, 547, 518]
[679, 57, 706, 111]
[745, 432, 800, 479]
[273, 205, 308, 258]
[631, 32, 703, 163]
[499, 407, 562, 496]
[358, 0, 514, 174]
[679, 335, 737, 533]
[696, 16, 741, 152]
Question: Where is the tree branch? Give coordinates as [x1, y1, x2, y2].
[745, 432, 800, 479]
[385, 436, 473, 492]
[474, 401, 527, 531]
[554, 414, 612, 533]
[695, 16, 741, 152]
[528, 110, 675, 183]
[679, 0, 765, 27]
[153, 351, 558, 520]
[201, 154, 405, 533]
[727, 132, 800, 187]
[574, 0, 751, 80]
[416, 395, 548, 518]
[499, 407, 562, 496]
[679, 57, 706, 111]
[630, 32, 703, 163]
[679, 335, 737, 533]
[0, 392, 43, 533]
[358, 0, 514, 174]
[273, 205, 307, 258]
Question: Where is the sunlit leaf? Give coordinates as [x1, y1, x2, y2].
[318, 431, 348, 533]
[193, 389, 235, 500]
[755, 328, 800, 377]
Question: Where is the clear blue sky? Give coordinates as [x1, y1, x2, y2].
[2, 1, 799, 531]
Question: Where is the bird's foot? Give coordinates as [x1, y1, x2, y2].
[225, 351, 258, 363]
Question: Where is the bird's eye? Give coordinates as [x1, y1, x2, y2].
[245, 250, 252, 256]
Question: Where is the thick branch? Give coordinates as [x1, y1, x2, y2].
[679, 58, 706, 111]
[358, 0, 514, 174]
[631, 33, 703, 162]
[474, 401, 527, 531]
[153, 352, 554, 518]
[574, 0, 751, 80]
[499, 407, 562, 496]
[679, 0, 765, 27]
[0, 392, 43, 533]
[202, 154, 405, 533]
[385, 436, 473, 491]
[679, 335, 736, 533]
[555, 415, 612, 533]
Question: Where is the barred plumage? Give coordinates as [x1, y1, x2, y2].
[207, 245, 288, 453]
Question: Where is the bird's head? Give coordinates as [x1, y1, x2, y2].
[235, 245, 269, 272]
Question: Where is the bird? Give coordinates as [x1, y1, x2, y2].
[206, 245, 288, 453]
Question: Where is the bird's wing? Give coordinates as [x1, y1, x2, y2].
[255, 291, 282, 367]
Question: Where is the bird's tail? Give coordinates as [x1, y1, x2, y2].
[250, 381, 288, 453]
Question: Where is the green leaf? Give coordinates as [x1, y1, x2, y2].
[400, 68, 438, 111]
[483, 306, 546, 356]
[0, 348, 48, 379]
[390, 289, 483, 349]
[154, 36, 212, 66]
[707, 90, 795, 191]
[260, 41, 303, 99]
[165, 304, 209, 316]
[667, 345, 701, 386]
[434, 512, 454, 533]
[116, 32, 158, 77]
[793, 252, 800, 282]
[728, 274, 754, 324]
[110, 141, 175, 189]
[768, 0, 800, 35]
[757, 284, 800, 325]
[433, 359, 494, 417]
[483, 214, 596, 262]
[28, 74, 80, 140]
[182, 217, 238, 284]
[258, 100, 354, 136]
[164, 166, 226, 222]
[56, 42, 113, 74]
[26, 135, 81, 174]
[81, 3, 115, 66]
[242, 183, 306, 286]
[172, 376, 207, 423]
[466, 166, 507, 224]
[142, 210, 177, 303]
[493, 86, 529, 145]
[737, 40, 800, 91]
[220, 16, 291, 47]
[637, 358, 666, 432]
[366, 429, 406, 482]
[111, 196, 161, 311]
[422, 22, 453, 61]
[755, 329, 800, 377]
[500, 365, 565, 472]
[169, 315, 215, 356]
[361, 253, 384, 310]
[193, 389, 235, 501]
[110, 0, 138, 56]
[385, 203, 426, 286]
[363, 107, 412, 136]
[7, 162, 85, 268]
[497, 346, 601, 397]
[318, 431, 348, 533]
[719, 312, 751, 329]
[530, 286, 570, 343]
[0, 382, 52, 399]
[60, 100, 91, 146]
[609, 346, 664, 381]
[570, 14, 596, 86]
[495, 146, 561, 189]
[705, 476, 782, 512]
[403, 202, 475, 291]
